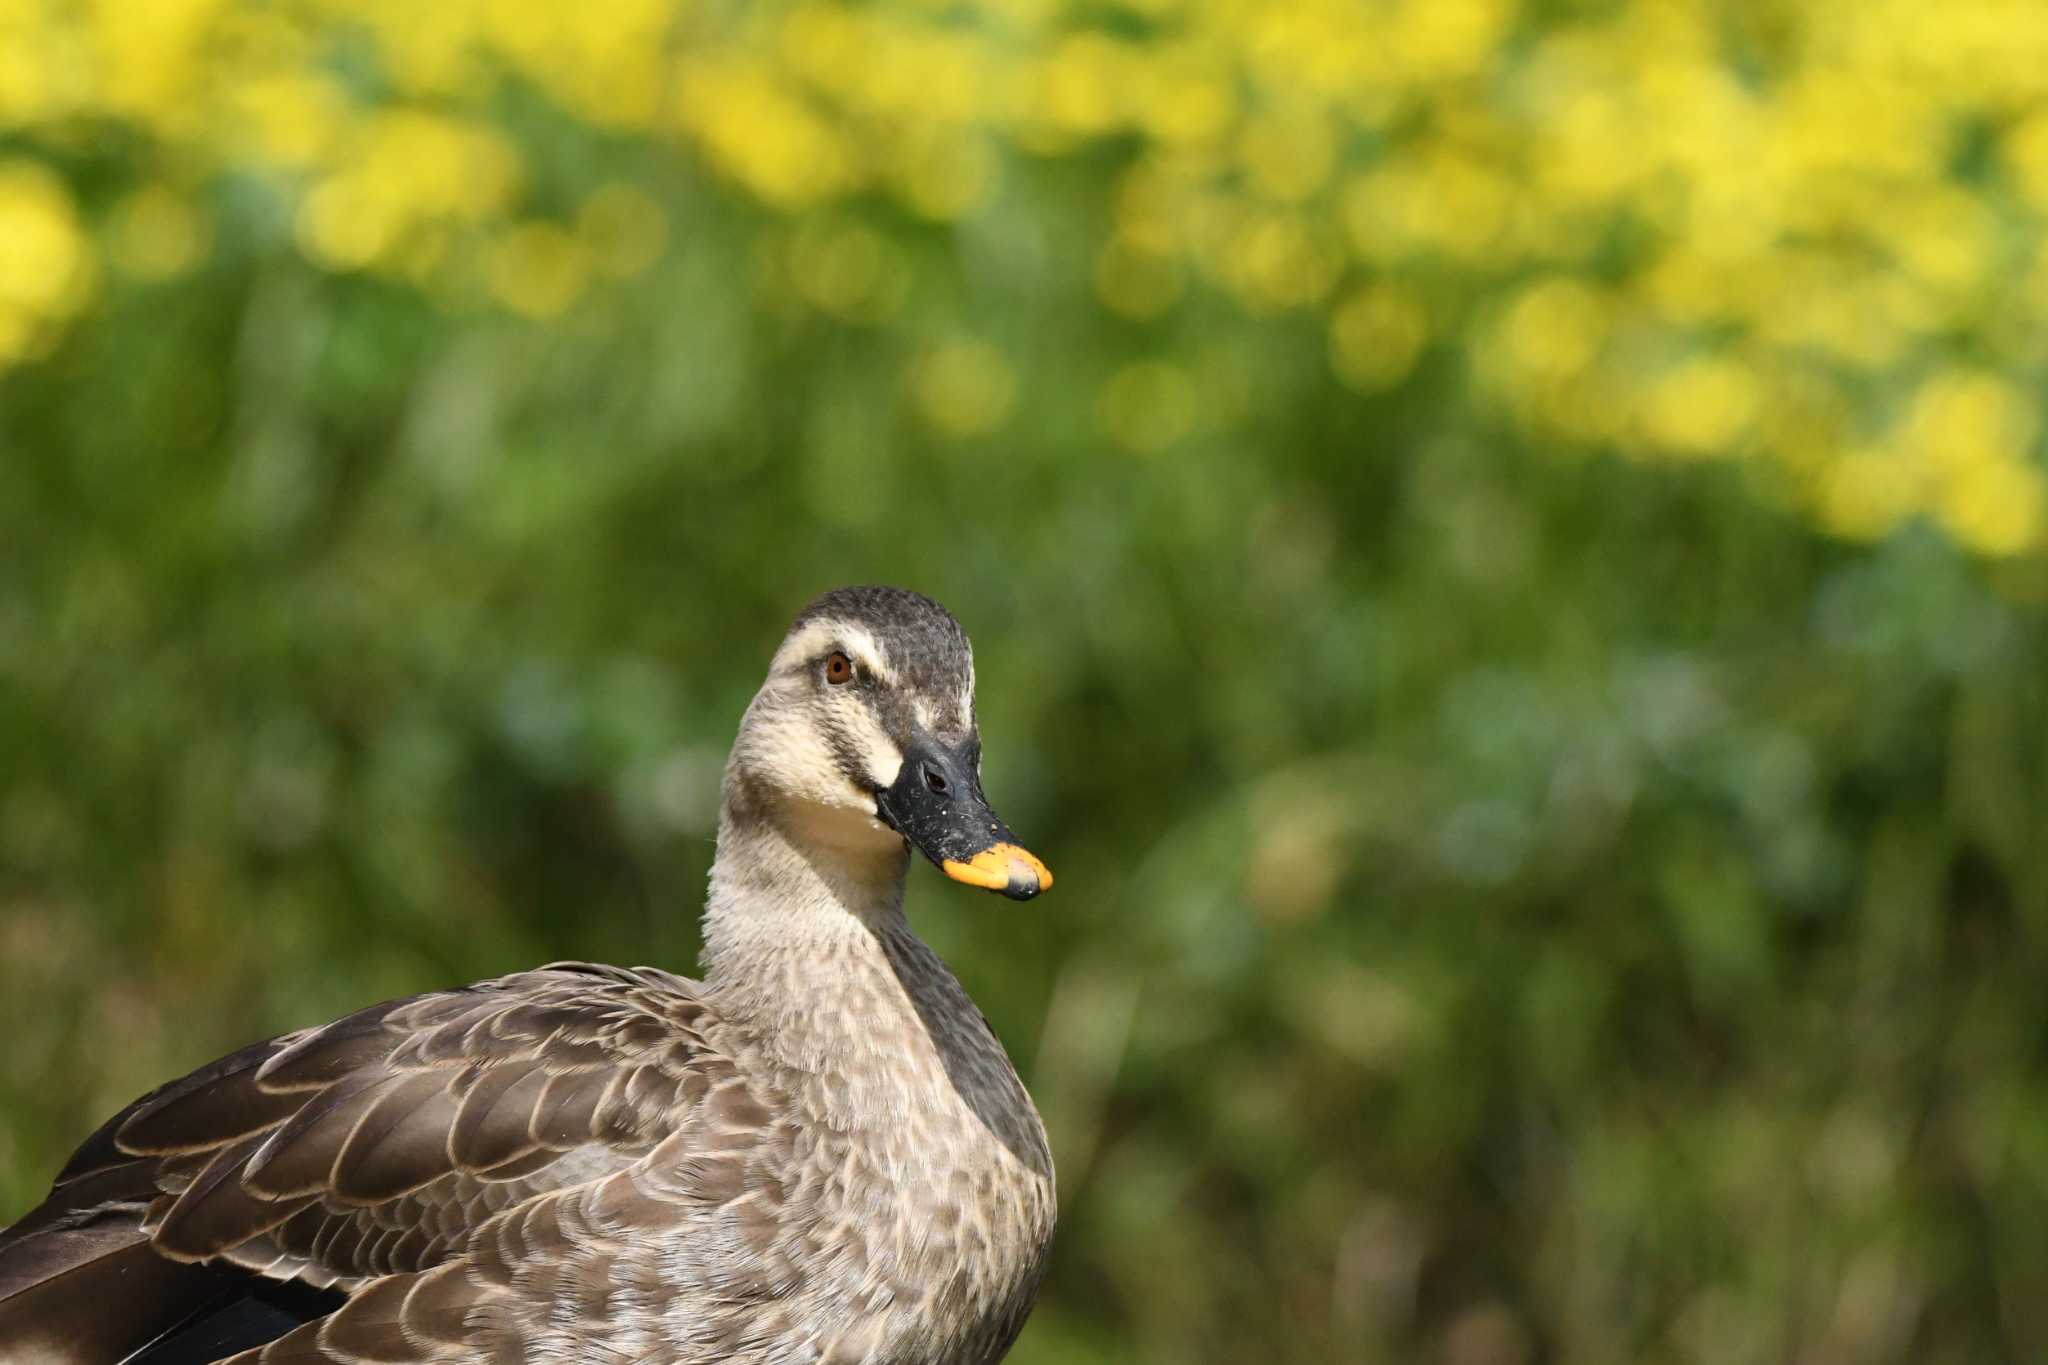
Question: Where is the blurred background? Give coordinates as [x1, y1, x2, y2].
[3, 0, 2048, 1361]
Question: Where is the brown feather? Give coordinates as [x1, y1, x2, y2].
[400, 1262, 480, 1345]
[256, 1005, 405, 1092]
[153, 1132, 319, 1260]
[113, 1041, 300, 1159]
[528, 1072, 608, 1147]
[0, 1161, 157, 1243]
[330, 1071, 463, 1203]
[388, 1001, 502, 1067]
[311, 1271, 415, 1360]
[8, 965, 773, 1361]
[587, 1170, 682, 1233]
[242, 1075, 392, 1199]
[449, 1064, 549, 1171]
[475, 1147, 562, 1183]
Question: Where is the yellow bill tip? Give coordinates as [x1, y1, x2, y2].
[942, 844, 1053, 900]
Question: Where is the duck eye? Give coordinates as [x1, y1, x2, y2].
[824, 651, 854, 685]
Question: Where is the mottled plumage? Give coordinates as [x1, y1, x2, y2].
[0, 587, 1056, 1365]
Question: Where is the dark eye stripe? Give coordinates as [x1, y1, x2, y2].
[820, 717, 875, 790]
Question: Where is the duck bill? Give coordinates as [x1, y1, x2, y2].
[939, 843, 1055, 899]
[873, 741, 1053, 901]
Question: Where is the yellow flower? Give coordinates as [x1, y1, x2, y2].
[1937, 457, 2047, 557]
[489, 222, 592, 319]
[891, 128, 998, 221]
[1238, 107, 1335, 204]
[2001, 108, 2048, 212]
[1639, 358, 1761, 459]
[1329, 282, 1429, 393]
[228, 73, 348, 169]
[1134, 44, 1236, 148]
[1817, 449, 1919, 543]
[908, 339, 1016, 438]
[0, 159, 92, 362]
[674, 59, 856, 208]
[1902, 370, 2038, 475]
[1225, 212, 1339, 312]
[1029, 33, 1133, 141]
[1388, 0, 1515, 83]
[1492, 278, 1610, 385]
[0, 0, 2032, 564]
[88, 0, 222, 133]
[108, 185, 209, 280]
[785, 217, 905, 322]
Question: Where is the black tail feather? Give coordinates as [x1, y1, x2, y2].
[127, 1278, 344, 1365]
[0, 1212, 340, 1364]
[0, 1225, 233, 1364]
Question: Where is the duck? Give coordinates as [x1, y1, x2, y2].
[0, 585, 1058, 1365]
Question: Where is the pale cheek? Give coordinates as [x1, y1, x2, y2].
[747, 712, 852, 806]
[848, 715, 905, 791]
[865, 744, 905, 792]
[744, 702, 905, 814]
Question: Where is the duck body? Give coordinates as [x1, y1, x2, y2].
[0, 587, 1057, 1365]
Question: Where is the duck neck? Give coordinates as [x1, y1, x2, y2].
[700, 773, 1051, 1171]
[701, 774, 916, 1071]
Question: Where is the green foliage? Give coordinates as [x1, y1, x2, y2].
[6, 73, 2048, 1365]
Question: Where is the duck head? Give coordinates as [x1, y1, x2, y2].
[725, 586, 1052, 901]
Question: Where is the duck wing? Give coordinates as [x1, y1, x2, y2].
[0, 961, 764, 1363]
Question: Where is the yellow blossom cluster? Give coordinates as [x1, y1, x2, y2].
[1, 0, 2045, 553]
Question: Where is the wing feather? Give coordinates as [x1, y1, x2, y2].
[256, 1004, 410, 1091]
[241, 1075, 392, 1201]
[4, 963, 765, 1363]
[154, 1133, 320, 1259]
[330, 1070, 466, 1204]
[449, 1065, 550, 1171]
[25, 964, 727, 1293]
